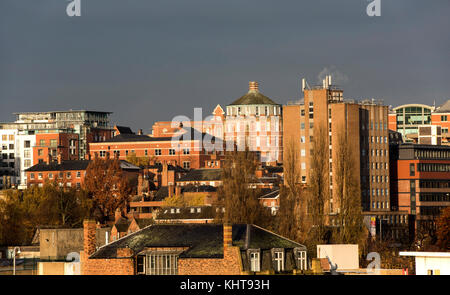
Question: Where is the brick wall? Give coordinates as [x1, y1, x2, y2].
[178, 246, 242, 275]
[80, 251, 135, 275]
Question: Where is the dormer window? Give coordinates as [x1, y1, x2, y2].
[295, 248, 307, 271]
[272, 248, 284, 272]
[249, 250, 260, 272]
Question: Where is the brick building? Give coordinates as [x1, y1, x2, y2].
[89, 127, 225, 170]
[33, 132, 79, 165]
[81, 221, 308, 275]
[388, 100, 450, 145]
[25, 157, 141, 189]
[283, 76, 390, 220]
[389, 143, 450, 237]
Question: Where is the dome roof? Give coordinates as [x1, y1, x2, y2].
[229, 81, 279, 106]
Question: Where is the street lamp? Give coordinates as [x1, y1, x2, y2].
[12, 247, 20, 275]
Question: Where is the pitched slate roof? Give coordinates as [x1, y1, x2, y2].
[25, 160, 140, 172]
[229, 91, 278, 106]
[115, 126, 134, 134]
[113, 217, 131, 232]
[89, 224, 306, 259]
[25, 160, 91, 172]
[177, 168, 222, 182]
[102, 127, 219, 143]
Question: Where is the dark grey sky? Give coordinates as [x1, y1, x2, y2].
[1, 0, 449, 132]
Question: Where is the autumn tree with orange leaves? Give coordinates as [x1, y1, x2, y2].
[435, 206, 450, 250]
[83, 156, 132, 223]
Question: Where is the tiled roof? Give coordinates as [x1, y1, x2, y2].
[25, 160, 91, 172]
[178, 169, 222, 182]
[89, 224, 306, 259]
[229, 91, 278, 106]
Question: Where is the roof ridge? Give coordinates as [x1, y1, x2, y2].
[250, 224, 306, 248]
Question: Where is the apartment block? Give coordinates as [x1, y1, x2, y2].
[283, 76, 390, 217]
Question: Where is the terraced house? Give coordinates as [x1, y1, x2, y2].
[81, 221, 308, 275]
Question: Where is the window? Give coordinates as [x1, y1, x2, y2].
[441, 115, 448, 122]
[49, 173, 53, 179]
[296, 250, 307, 271]
[24, 159, 31, 168]
[30, 173, 35, 180]
[169, 149, 176, 155]
[410, 163, 415, 176]
[250, 251, 260, 272]
[273, 251, 284, 272]
[100, 151, 106, 157]
[50, 139, 57, 147]
[38, 149, 43, 156]
[300, 136, 305, 143]
[9, 135, 14, 141]
[39, 139, 46, 146]
[183, 148, 190, 155]
[67, 172, 71, 179]
[147, 253, 178, 275]
[9, 144, 14, 150]
[38, 173, 43, 179]
[145, 150, 148, 156]
[24, 150, 31, 158]
[301, 123, 305, 130]
[77, 171, 81, 178]
[183, 161, 190, 169]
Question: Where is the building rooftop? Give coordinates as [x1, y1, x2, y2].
[25, 160, 141, 172]
[89, 223, 306, 259]
[156, 206, 215, 220]
[178, 168, 222, 182]
[229, 81, 279, 106]
[435, 99, 450, 113]
[100, 127, 218, 143]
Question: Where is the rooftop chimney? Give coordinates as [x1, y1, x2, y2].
[83, 219, 97, 256]
[138, 129, 143, 135]
[57, 153, 62, 165]
[223, 223, 232, 250]
[249, 81, 259, 92]
[46, 154, 52, 165]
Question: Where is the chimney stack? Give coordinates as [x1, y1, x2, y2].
[175, 185, 181, 196]
[83, 219, 97, 256]
[244, 224, 251, 250]
[248, 81, 259, 92]
[168, 183, 173, 198]
[57, 153, 62, 165]
[138, 129, 143, 135]
[223, 223, 232, 250]
[46, 154, 52, 165]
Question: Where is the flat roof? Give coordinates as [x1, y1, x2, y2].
[399, 252, 450, 258]
[13, 110, 113, 115]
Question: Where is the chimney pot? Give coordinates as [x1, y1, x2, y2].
[248, 81, 259, 92]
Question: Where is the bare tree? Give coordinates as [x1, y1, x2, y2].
[216, 149, 270, 226]
[333, 127, 365, 245]
[277, 138, 303, 241]
[307, 125, 329, 246]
